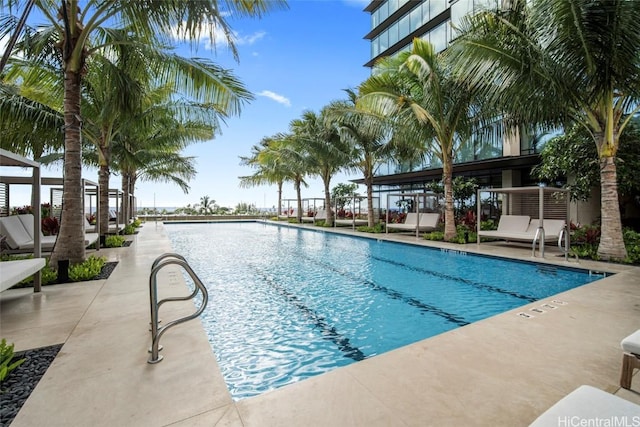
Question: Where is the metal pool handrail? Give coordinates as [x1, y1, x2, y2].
[147, 253, 209, 364]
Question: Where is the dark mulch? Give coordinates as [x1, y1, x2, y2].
[0, 344, 63, 426]
[91, 261, 118, 281]
[122, 240, 132, 247]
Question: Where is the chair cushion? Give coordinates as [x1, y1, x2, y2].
[496, 215, 530, 233]
[0, 216, 33, 249]
[529, 385, 640, 426]
[621, 329, 640, 355]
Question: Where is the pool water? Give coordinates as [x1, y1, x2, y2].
[165, 222, 601, 400]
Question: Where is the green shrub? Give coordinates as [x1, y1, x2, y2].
[132, 219, 142, 228]
[68, 256, 106, 282]
[423, 231, 444, 241]
[480, 219, 497, 230]
[105, 235, 126, 248]
[122, 224, 136, 235]
[0, 339, 25, 384]
[423, 226, 476, 244]
[356, 223, 385, 233]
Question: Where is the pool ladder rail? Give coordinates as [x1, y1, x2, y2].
[531, 225, 575, 262]
[147, 253, 209, 364]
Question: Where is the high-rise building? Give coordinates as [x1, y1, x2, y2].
[362, 0, 546, 198]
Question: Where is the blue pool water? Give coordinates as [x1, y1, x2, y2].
[165, 221, 602, 400]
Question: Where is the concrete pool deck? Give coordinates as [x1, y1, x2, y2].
[0, 220, 638, 426]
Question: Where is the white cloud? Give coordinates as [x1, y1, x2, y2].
[257, 90, 291, 107]
[168, 21, 265, 51]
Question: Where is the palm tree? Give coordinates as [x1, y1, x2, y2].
[289, 108, 351, 225]
[449, 0, 640, 259]
[1, 0, 285, 268]
[273, 132, 309, 223]
[358, 39, 479, 240]
[326, 90, 397, 228]
[239, 136, 288, 216]
[199, 196, 215, 215]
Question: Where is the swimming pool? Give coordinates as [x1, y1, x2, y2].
[165, 221, 602, 400]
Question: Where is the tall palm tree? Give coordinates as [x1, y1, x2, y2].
[326, 90, 397, 228]
[358, 38, 479, 240]
[239, 136, 289, 216]
[1, 0, 285, 268]
[0, 78, 64, 160]
[109, 90, 216, 219]
[271, 132, 309, 223]
[289, 108, 351, 225]
[448, 0, 640, 260]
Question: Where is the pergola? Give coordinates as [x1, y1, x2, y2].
[476, 186, 571, 258]
[0, 148, 42, 291]
[385, 192, 443, 238]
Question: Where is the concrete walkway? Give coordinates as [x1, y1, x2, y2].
[1, 221, 638, 426]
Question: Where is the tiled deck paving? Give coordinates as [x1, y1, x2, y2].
[1, 221, 638, 426]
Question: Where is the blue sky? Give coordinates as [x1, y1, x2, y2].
[3, 0, 372, 210]
[138, 0, 373, 210]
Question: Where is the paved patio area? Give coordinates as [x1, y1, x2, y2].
[1, 220, 638, 426]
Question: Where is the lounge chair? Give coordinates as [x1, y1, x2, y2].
[335, 216, 369, 227]
[386, 212, 440, 232]
[620, 329, 640, 389]
[0, 258, 46, 292]
[478, 215, 566, 245]
[529, 385, 640, 426]
[0, 215, 56, 251]
[0, 214, 98, 252]
[301, 209, 327, 224]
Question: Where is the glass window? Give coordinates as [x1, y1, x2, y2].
[378, 31, 389, 53]
[388, 0, 399, 15]
[451, 0, 473, 39]
[388, 21, 399, 46]
[429, 0, 446, 18]
[372, 8, 380, 28]
[372, 36, 380, 57]
[398, 13, 410, 40]
[410, 6, 422, 32]
[430, 21, 448, 53]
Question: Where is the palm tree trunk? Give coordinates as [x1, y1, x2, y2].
[443, 155, 456, 241]
[366, 173, 375, 228]
[323, 175, 333, 225]
[597, 156, 627, 260]
[295, 179, 302, 222]
[277, 181, 283, 216]
[98, 142, 111, 240]
[50, 67, 85, 268]
[121, 174, 129, 223]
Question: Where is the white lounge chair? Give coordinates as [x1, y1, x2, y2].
[0, 214, 98, 252]
[20, 214, 99, 247]
[335, 217, 369, 227]
[0, 215, 56, 251]
[386, 212, 440, 232]
[301, 209, 327, 223]
[0, 258, 46, 292]
[529, 385, 640, 426]
[620, 329, 640, 389]
[478, 215, 566, 244]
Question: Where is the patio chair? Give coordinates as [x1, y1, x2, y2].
[0, 215, 56, 252]
[529, 385, 640, 426]
[477, 215, 531, 240]
[0, 258, 46, 292]
[386, 212, 440, 232]
[620, 329, 640, 389]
